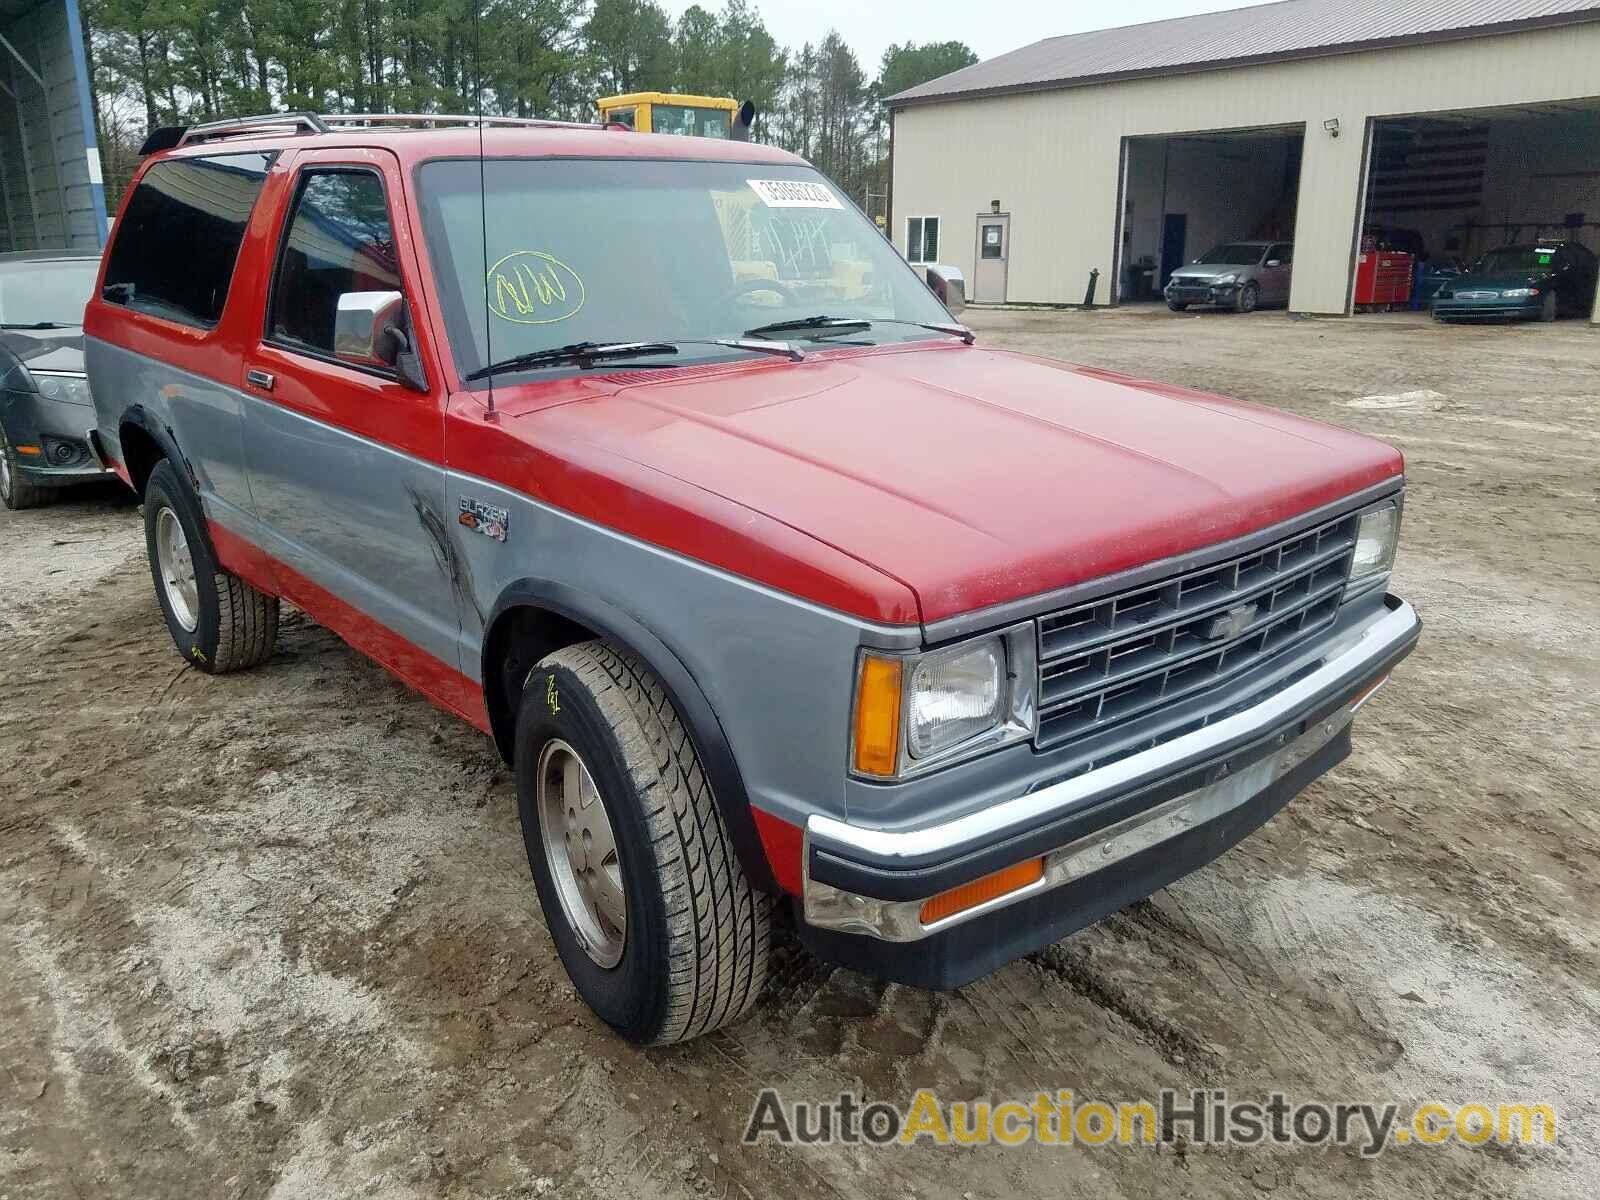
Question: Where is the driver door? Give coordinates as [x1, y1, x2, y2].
[238, 147, 464, 696]
[1261, 243, 1293, 304]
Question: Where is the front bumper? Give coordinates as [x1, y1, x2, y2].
[1, 386, 113, 487]
[1432, 299, 1539, 320]
[798, 595, 1419, 985]
[1166, 281, 1239, 305]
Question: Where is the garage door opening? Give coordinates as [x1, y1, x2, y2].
[1355, 99, 1600, 322]
[0, 0, 106, 252]
[1116, 125, 1304, 311]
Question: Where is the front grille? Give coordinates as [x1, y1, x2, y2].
[1034, 513, 1358, 753]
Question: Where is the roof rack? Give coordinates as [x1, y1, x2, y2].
[176, 111, 331, 147]
[164, 110, 600, 149]
[323, 113, 601, 131]
[141, 110, 609, 155]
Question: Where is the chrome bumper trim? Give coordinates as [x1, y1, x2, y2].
[803, 598, 1418, 941]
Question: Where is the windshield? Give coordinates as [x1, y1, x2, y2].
[1473, 247, 1558, 275]
[651, 105, 732, 138]
[1194, 244, 1263, 266]
[0, 258, 99, 325]
[417, 158, 952, 381]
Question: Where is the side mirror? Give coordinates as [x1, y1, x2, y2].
[336, 290, 405, 367]
[732, 100, 757, 142]
[1266, 259, 1282, 268]
[924, 263, 965, 315]
[335, 290, 428, 392]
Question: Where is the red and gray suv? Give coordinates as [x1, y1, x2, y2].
[84, 112, 1419, 1044]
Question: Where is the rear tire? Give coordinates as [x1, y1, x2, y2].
[516, 640, 770, 1044]
[0, 425, 51, 510]
[143, 459, 279, 673]
[1235, 283, 1260, 314]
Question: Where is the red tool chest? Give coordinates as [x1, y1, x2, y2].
[1355, 238, 1415, 309]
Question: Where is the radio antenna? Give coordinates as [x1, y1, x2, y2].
[473, 0, 495, 419]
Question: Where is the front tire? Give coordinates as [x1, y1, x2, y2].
[516, 640, 770, 1044]
[143, 459, 279, 673]
[0, 424, 51, 510]
[1166, 300, 1188, 312]
[1235, 282, 1260, 314]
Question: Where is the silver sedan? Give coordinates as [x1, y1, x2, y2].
[1164, 241, 1293, 313]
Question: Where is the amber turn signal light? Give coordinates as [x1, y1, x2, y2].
[919, 858, 1045, 925]
[852, 653, 903, 777]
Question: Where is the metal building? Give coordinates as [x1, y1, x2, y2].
[887, 0, 1600, 323]
[0, 0, 106, 251]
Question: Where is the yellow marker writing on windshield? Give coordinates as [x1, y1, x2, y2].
[488, 250, 586, 324]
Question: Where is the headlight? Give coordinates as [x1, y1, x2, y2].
[907, 640, 1004, 759]
[1500, 288, 1538, 299]
[33, 372, 94, 406]
[851, 626, 1036, 779]
[1347, 503, 1399, 596]
[1213, 274, 1238, 285]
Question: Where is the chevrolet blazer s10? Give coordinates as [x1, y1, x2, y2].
[84, 113, 1419, 1044]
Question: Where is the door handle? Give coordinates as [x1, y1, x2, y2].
[246, 368, 276, 391]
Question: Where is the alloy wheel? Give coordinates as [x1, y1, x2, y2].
[536, 738, 627, 967]
[154, 506, 200, 632]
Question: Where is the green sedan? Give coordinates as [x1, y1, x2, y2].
[1432, 241, 1598, 322]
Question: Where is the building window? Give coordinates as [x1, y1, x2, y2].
[906, 215, 940, 264]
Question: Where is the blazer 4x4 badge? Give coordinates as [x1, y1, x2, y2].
[458, 497, 510, 543]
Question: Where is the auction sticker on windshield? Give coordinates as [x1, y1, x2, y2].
[748, 179, 843, 209]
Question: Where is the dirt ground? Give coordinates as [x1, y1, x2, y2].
[3, 306, 1597, 1199]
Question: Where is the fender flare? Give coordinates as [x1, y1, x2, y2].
[484, 578, 780, 895]
[117, 405, 196, 494]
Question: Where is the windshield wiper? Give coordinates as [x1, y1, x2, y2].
[692, 337, 805, 361]
[467, 337, 806, 381]
[744, 315, 872, 339]
[743, 314, 976, 345]
[1, 321, 71, 330]
[874, 318, 976, 345]
[466, 341, 678, 380]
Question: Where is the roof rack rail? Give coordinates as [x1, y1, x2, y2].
[323, 112, 601, 131]
[177, 111, 330, 147]
[146, 110, 606, 155]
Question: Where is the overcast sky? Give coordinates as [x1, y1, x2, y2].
[657, 0, 1259, 74]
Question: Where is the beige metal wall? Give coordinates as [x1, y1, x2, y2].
[891, 23, 1600, 318]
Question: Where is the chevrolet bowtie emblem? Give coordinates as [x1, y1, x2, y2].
[1203, 602, 1259, 641]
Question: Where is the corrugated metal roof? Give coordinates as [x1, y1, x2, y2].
[887, 0, 1600, 106]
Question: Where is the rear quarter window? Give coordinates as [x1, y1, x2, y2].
[101, 152, 275, 329]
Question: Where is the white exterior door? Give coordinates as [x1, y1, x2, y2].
[974, 215, 1010, 303]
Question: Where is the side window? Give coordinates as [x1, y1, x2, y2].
[101, 152, 274, 328]
[906, 215, 940, 265]
[1272, 243, 1293, 265]
[268, 169, 400, 359]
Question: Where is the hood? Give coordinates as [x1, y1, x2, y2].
[0, 325, 86, 380]
[1448, 271, 1550, 291]
[522, 344, 1402, 624]
[1171, 263, 1250, 279]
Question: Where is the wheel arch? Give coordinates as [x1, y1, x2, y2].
[117, 407, 189, 497]
[482, 579, 779, 895]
